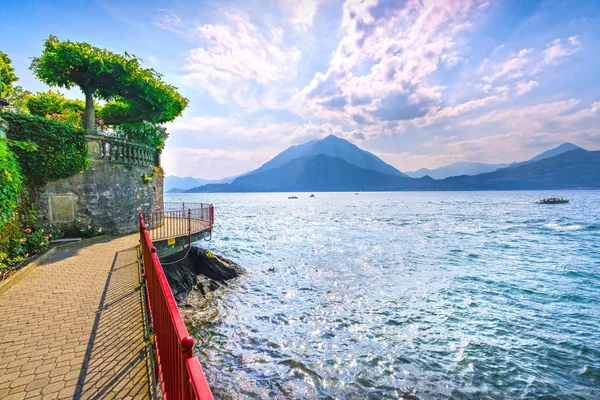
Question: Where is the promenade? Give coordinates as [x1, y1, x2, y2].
[0, 235, 152, 399]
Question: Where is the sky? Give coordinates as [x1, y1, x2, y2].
[1, 0, 600, 179]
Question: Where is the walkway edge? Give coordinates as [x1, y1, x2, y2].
[0, 235, 115, 296]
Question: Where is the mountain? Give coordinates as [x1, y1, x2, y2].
[186, 149, 600, 192]
[164, 175, 236, 192]
[405, 162, 510, 179]
[438, 149, 600, 190]
[405, 142, 583, 179]
[188, 154, 434, 192]
[248, 134, 407, 177]
[508, 142, 583, 168]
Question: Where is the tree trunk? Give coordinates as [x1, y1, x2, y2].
[84, 89, 95, 134]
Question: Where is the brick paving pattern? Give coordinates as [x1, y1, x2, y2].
[0, 236, 152, 399]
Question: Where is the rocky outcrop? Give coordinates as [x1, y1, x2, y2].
[160, 245, 245, 302]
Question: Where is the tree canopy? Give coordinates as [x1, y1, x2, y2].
[26, 91, 85, 128]
[30, 35, 188, 132]
[0, 51, 18, 98]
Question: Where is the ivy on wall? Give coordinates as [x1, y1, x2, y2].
[0, 139, 23, 229]
[1, 111, 89, 192]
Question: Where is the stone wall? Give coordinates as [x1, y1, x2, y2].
[37, 136, 163, 235]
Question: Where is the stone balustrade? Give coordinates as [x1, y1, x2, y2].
[85, 134, 159, 167]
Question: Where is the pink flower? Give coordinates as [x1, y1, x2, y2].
[97, 119, 104, 125]
[98, 228, 103, 233]
[87, 225, 91, 229]
[44, 237, 49, 241]
[24, 228, 32, 234]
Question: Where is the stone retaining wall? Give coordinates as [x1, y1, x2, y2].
[36, 135, 163, 235]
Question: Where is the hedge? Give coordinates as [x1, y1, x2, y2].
[2, 111, 89, 191]
[0, 139, 23, 229]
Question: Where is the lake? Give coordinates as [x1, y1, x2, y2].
[165, 191, 600, 399]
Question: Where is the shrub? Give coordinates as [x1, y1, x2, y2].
[76, 220, 104, 238]
[1, 221, 63, 274]
[0, 139, 23, 229]
[26, 91, 86, 128]
[1, 111, 88, 192]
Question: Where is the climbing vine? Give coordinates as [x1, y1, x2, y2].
[1, 111, 89, 191]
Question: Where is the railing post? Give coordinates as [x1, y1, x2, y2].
[187, 209, 192, 246]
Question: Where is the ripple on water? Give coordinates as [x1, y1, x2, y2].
[168, 191, 600, 399]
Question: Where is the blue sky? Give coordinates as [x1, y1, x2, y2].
[2, 0, 600, 179]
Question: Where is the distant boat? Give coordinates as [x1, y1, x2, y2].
[288, 195, 298, 199]
[536, 197, 569, 204]
[355, 192, 359, 195]
[309, 194, 315, 198]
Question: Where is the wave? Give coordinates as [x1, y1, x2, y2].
[544, 223, 582, 231]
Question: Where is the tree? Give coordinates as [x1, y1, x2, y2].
[26, 91, 85, 128]
[0, 51, 18, 98]
[5, 86, 32, 113]
[30, 35, 188, 133]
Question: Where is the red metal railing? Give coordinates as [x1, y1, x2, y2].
[139, 213, 214, 400]
[143, 203, 214, 242]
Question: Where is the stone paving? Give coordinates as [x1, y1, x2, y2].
[0, 235, 152, 399]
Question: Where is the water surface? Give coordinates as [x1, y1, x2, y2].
[166, 191, 600, 399]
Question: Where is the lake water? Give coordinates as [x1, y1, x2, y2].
[165, 191, 600, 399]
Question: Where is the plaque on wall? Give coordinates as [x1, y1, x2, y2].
[49, 195, 77, 223]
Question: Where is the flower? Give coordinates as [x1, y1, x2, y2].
[39, 242, 44, 247]
[88, 225, 91, 229]
[44, 237, 49, 241]
[98, 228, 103, 233]
[97, 119, 104, 125]
[49, 234, 52, 238]
[20, 238, 27, 243]
[24, 228, 32, 234]
[24, 253, 29, 258]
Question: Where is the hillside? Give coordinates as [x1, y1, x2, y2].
[248, 134, 406, 177]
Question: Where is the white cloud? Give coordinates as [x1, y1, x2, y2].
[543, 37, 580, 65]
[482, 48, 533, 83]
[182, 11, 301, 106]
[294, 0, 486, 130]
[279, 0, 321, 30]
[515, 80, 539, 95]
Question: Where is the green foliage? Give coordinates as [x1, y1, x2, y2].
[0, 140, 23, 229]
[26, 91, 85, 128]
[1, 222, 63, 274]
[0, 51, 18, 98]
[5, 85, 33, 113]
[1, 111, 88, 190]
[141, 172, 153, 185]
[76, 220, 104, 238]
[30, 35, 189, 129]
[119, 120, 170, 150]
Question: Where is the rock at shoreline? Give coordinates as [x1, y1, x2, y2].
[160, 245, 245, 302]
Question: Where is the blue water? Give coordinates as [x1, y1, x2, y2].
[166, 191, 600, 399]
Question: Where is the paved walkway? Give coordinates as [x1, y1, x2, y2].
[0, 235, 152, 400]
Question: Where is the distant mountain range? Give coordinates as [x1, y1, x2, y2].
[171, 136, 597, 192]
[165, 175, 236, 192]
[405, 142, 582, 179]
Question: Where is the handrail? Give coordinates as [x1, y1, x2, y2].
[139, 212, 214, 400]
[143, 204, 214, 242]
[86, 133, 159, 166]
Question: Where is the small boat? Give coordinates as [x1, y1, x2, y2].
[288, 195, 298, 199]
[309, 194, 315, 198]
[536, 197, 569, 204]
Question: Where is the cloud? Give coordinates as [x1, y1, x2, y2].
[543, 37, 580, 65]
[182, 11, 301, 106]
[515, 80, 539, 95]
[294, 0, 486, 130]
[279, 0, 321, 30]
[482, 48, 533, 83]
